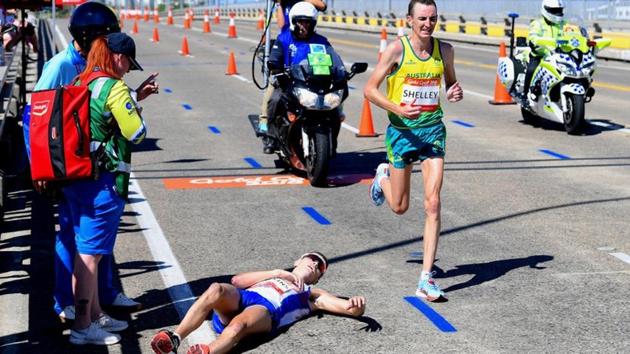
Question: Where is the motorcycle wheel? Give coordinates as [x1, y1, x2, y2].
[563, 93, 585, 135]
[305, 130, 330, 187]
[520, 107, 538, 125]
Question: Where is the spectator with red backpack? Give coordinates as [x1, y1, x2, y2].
[65, 31, 155, 345]
[28, 2, 157, 328]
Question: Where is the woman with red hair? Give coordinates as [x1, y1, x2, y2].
[66, 33, 157, 346]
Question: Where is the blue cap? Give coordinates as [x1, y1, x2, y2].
[106, 32, 143, 71]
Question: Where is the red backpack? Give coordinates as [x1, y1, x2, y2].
[29, 71, 112, 182]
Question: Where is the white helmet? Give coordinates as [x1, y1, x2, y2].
[541, 0, 565, 24]
[289, 2, 318, 34]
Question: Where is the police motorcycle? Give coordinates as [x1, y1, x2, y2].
[249, 46, 367, 187]
[497, 15, 611, 134]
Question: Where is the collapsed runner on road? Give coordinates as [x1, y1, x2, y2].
[150, 252, 366, 354]
[364, 0, 463, 301]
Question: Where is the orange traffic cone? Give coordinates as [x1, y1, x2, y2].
[227, 15, 237, 38]
[378, 27, 387, 62]
[356, 99, 378, 137]
[132, 20, 138, 34]
[203, 10, 211, 33]
[489, 42, 516, 105]
[257, 10, 265, 31]
[144, 7, 149, 22]
[167, 7, 174, 25]
[154, 8, 160, 24]
[226, 51, 239, 75]
[179, 36, 190, 56]
[152, 27, 160, 42]
[214, 9, 220, 24]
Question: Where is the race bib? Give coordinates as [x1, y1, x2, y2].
[400, 78, 440, 111]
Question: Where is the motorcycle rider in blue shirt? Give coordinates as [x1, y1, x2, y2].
[263, 1, 341, 154]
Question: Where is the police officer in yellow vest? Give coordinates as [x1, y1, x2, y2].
[524, 0, 568, 100]
[364, 0, 462, 302]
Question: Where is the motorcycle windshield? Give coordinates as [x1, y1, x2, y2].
[286, 44, 347, 90]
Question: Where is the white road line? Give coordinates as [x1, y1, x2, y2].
[53, 21, 68, 49]
[619, 128, 630, 134]
[609, 252, 630, 265]
[52, 27, 213, 345]
[463, 89, 493, 100]
[341, 122, 359, 134]
[234, 74, 252, 83]
[128, 176, 214, 345]
[589, 121, 612, 127]
[553, 270, 630, 276]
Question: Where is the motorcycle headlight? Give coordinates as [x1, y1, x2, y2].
[323, 91, 342, 109]
[293, 87, 319, 108]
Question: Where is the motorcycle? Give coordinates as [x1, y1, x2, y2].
[497, 20, 611, 134]
[249, 44, 367, 187]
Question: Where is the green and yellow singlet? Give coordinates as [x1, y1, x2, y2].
[386, 36, 444, 129]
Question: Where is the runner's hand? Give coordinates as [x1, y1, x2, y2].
[447, 81, 463, 102]
[346, 296, 366, 310]
[397, 105, 423, 120]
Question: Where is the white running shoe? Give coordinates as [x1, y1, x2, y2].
[59, 305, 75, 322]
[95, 313, 128, 332]
[70, 322, 121, 345]
[110, 292, 142, 310]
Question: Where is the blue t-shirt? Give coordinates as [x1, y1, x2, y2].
[34, 43, 85, 90]
[276, 31, 331, 67]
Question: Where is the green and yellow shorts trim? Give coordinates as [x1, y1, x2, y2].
[385, 122, 446, 169]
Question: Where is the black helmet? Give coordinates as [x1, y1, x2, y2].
[68, 2, 120, 54]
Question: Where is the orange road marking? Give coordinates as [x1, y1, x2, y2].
[163, 174, 372, 189]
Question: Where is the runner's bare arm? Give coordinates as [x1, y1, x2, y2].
[309, 288, 366, 317]
[306, 0, 327, 11]
[441, 42, 463, 102]
[364, 41, 423, 119]
[231, 269, 298, 289]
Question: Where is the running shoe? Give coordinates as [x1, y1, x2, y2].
[69, 323, 120, 345]
[187, 344, 210, 354]
[415, 272, 446, 302]
[59, 305, 75, 322]
[151, 330, 180, 354]
[95, 313, 128, 332]
[110, 292, 143, 311]
[369, 163, 389, 206]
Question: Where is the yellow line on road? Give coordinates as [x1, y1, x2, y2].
[593, 82, 630, 92]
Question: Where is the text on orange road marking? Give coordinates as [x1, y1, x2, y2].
[163, 174, 373, 189]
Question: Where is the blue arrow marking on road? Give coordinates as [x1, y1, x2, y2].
[404, 296, 457, 332]
[182, 104, 192, 110]
[244, 157, 262, 168]
[302, 207, 331, 225]
[539, 149, 570, 160]
[451, 120, 475, 128]
[208, 126, 221, 134]
[164, 88, 172, 93]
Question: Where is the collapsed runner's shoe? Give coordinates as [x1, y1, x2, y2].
[369, 163, 389, 206]
[110, 292, 142, 311]
[151, 330, 181, 354]
[187, 343, 210, 354]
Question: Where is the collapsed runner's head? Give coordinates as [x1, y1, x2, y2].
[289, 2, 318, 40]
[293, 251, 328, 285]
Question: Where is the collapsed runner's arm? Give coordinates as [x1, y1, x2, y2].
[309, 288, 366, 317]
[107, 80, 146, 145]
[231, 269, 300, 289]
